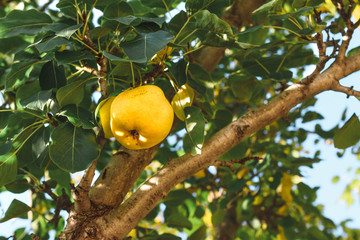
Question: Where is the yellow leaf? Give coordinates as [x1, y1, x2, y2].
[171, 83, 195, 121]
[277, 226, 287, 240]
[316, 0, 337, 15]
[58, 45, 67, 52]
[237, 167, 247, 179]
[151, 46, 173, 63]
[127, 229, 136, 238]
[194, 169, 206, 178]
[253, 195, 263, 205]
[277, 204, 288, 216]
[202, 208, 213, 227]
[353, 5, 360, 23]
[279, 173, 293, 204]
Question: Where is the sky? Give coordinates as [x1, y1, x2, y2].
[1, 0, 360, 238]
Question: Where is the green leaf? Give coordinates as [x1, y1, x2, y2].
[32, 126, 50, 167]
[15, 82, 41, 110]
[218, 142, 246, 161]
[201, 32, 254, 48]
[297, 182, 318, 203]
[212, 208, 225, 225]
[308, 226, 329, 240]
[139, 0, 182, 11]
[334, 114, 360, 149]
[39, 60, 67, 90]
[302, 111, 324, 123]
[163, 189, 195, 206]
[257, 154, 272, 172]
[35, 36, 71, 53]
[55, 24, 83, 39]
[56, 79, 87, 107]
[105, 16, 165, 27]
[0, 151, 17, 188]
[55, 50, 94, 65]
[5, 175, 31, 193]
[169, 11, 192, 44]
[49, 123, 99, 172]
[59, 105, 96, 129]
[347, 46, 360, 57]
[332, 176, 340, 184]
[287, 156, 321, 168]
[229, 75, 257, 103]
[252, 0, 278, 21]
[103, 1, 134, 18]
[0, 113, 34, 143]
[194, 10, 233, 36]
[0, 36, 29, 55]
[121, 30, 174, 64]
[186, 0, 215, 13]
[5, 60, 40, 91]
[157, 234, 181, 240]
[188, 225, 207, 240]
[0, 141, 12, 155]
[187, 63, 214, 98]
[184, 106, 205, 155]
[0, 9, 52, 37]
[103, 51, 140, 63]
[20, 90, 53, 111]
[0, 199, 31, 223]
[165, 212, 193, 229]
[292, 0, 324, 8]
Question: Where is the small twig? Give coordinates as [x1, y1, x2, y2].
[215, 156, 262, 172]
[42, 182, 72, 227]
[73, 159, 98, 213]
[42, 181, 59, 201]
[50, 189, 72, 228]
[75, 66, 99, 76]
[39, 0, 54, 12]
[302, 30, 338, 85]
[331, 82, 360, 98]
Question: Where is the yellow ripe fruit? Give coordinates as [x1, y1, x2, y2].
[99, 96, 115, 138]
[110, 85, 174, 150]
[171, 83, 195, 121]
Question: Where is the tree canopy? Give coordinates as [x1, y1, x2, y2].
[1, 0, 360, 239]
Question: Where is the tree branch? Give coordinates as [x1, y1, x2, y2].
[331, 81, 360, 97]
[73, 159, 97, 212]
[214, 156, 262, 172]
[75, 66, 98, 76]
[214, 200, 239, 240]
[89, 147, 159, 208]
[93, 51, 360, 239]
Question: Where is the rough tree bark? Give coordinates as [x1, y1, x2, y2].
[59, 0, 360, 239]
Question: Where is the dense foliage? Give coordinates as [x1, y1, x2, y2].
[1, 0, 360, 239]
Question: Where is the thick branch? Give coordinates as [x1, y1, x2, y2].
[89, 146, 159, 208]
[215, 200, 239, 240]
[94, 51, 360, 238]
